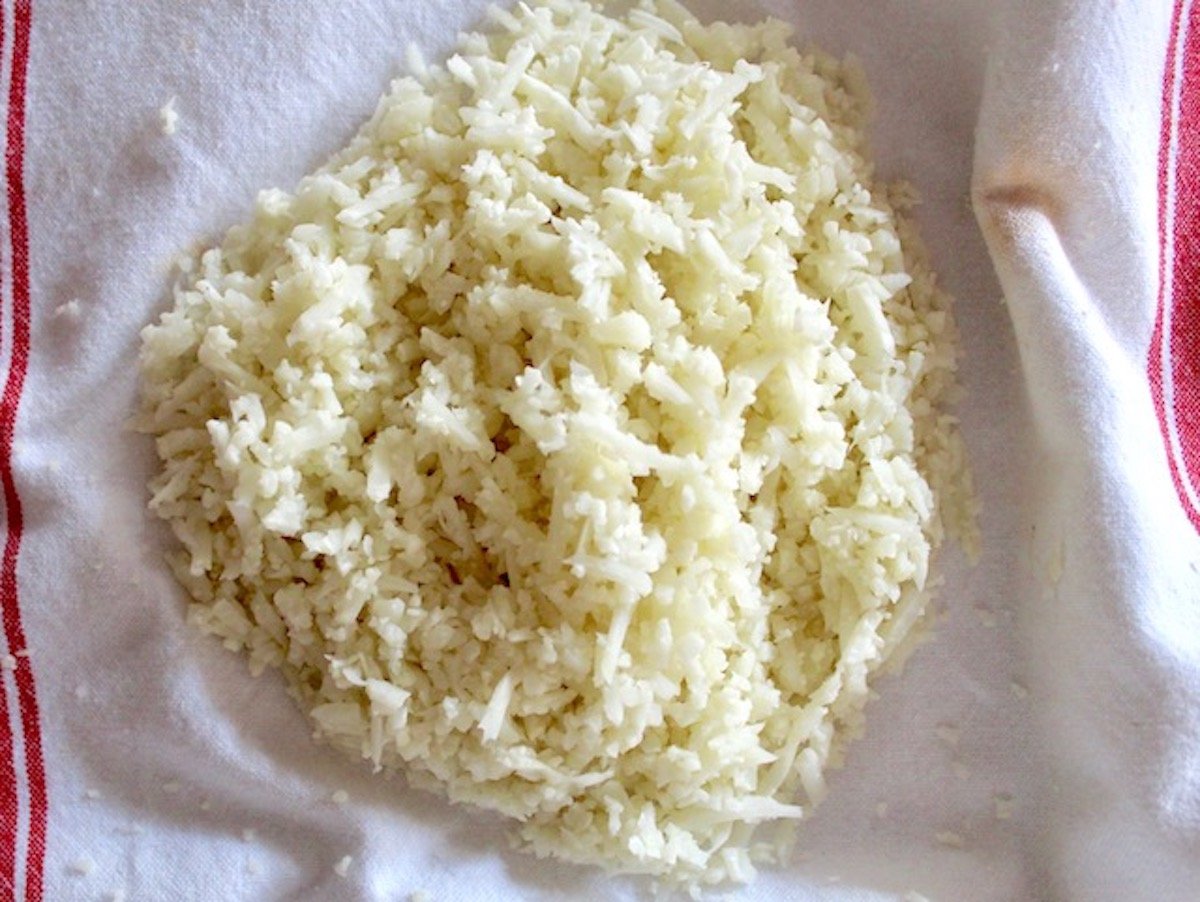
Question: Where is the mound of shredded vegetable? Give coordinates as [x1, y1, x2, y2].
[138, 0, 972, 886]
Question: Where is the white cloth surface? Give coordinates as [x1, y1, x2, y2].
[4, 0, 1196, 899]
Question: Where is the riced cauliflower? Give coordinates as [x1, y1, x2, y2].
[138, 0, 972, 886]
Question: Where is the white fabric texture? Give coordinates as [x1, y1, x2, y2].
[3, 0, 1195, 899]
[974, 2, 1200, 899]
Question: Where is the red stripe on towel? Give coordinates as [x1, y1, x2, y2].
[1153, 0, 1200, 532]
[1, 1, 47, 897]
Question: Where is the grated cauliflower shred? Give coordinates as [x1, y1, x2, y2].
[138, 0, 972, 887]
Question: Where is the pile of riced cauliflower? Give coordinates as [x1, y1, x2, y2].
[138, 0, 973, 886]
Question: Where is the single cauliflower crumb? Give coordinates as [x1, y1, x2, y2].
[934, 725, 960, 748]
[1046, 537, 1065, 585]
[162, 781, 181, 794]
[974, 606, 997, 628]
[68, 857, 96, 877]
[160, 96, 179, 136]
[875, 802, 888, 818]
[0, 654, 16, 671]
[241, 828, 257, 843]
[334, 855, 353, 878]
[330, 789, 349, 806]
[935, 831, 965, 849]
[952, 761, 971, 781]
[994, 794, 1015, 820]
[84, 788, 103, 801]
[53, 299, 82, 320]
[1010, 681, 1030, 700]
[408, 891, 431, 902]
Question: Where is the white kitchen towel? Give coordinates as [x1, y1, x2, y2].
[0, 0, 1195, 900]
[972, 1, 1200, 899]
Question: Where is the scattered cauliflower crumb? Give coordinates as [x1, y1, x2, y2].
[994, 794, 1015, 820]
[137, 0, 972, 888]
[241, 828, 257, 843]
[160, 96, 179, 136]
[934, 725, 960, 748]
[162, 781, 181, 794]
[974, 607, 997, 628]
[935, 831, 965, 849]
[1046, 537, 1065, 585]
[53, 299, 82, 320]
[408, 891, 431, 902]
[333, 855, 353, 878]
[1010, 681, 1030, 700]
[330, 789, 349, 806]
[904, 893, 933, 902]
[200, 799, 212, 812]
[0, 654, 16, 671]
[68, 857, 96, 877]
[108, 890, 128, 902]
[84, 788, 103, 801]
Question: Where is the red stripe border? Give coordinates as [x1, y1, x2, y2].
[1150, 0, 1181, 427]
[1, 0, 46, 898]
[1153, 0, 1200, 533]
